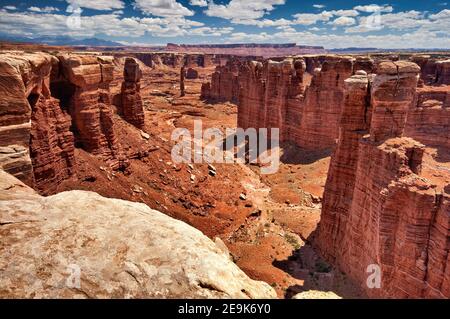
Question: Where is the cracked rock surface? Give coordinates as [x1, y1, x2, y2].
[0, 170, 276, 299]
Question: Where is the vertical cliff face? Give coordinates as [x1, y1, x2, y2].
[297, 58, 354, 149]
[369, 61, 421, 142]
[180, 66, 186, 97]
[58, 54, 125, 169]
[206, 61, 240, 103]
[354, 57, 374, 74]
[236, 56, 357, 149]
[237, 61, 265, 130]
[264, 59, 305, 142]
[236, 58, 305, 141]
[120, 58, 145, 128]
[0, 52, 75, 190]
[410, 55, 438, 85]
[435, 60, 450, 85]
[317, 61, 450, 298]
[405, 86, 450, 149]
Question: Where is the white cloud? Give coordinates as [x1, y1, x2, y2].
[346, 10, 428, 33]
[330, 9, 359, 17]
[66, 0, 124, 11]
[227, 28, 449, 49]
[313, 4, 325, 9]
[429, 9, 450, 19]
[28, 6, 60, 13]
[330, 16, 356, 26]
[134, 0, 194, 17]
[189, 0, 208, 7]
[292, 11, 333, 25]
[233, 18, 292, 28]
[3, 6, 17, 11]
[205, 0, 286, 22]
[0, 8, 230, 39]
[354, 4, 393, 13]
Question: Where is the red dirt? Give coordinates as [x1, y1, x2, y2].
[56, 64, 365, 298]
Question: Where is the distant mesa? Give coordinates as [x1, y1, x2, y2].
[166, 43, 327, 57]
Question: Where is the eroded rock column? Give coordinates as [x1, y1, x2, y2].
[121, 58, 145, 128]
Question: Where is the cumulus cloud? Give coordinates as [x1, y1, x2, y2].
[134, 0, 194, 17]
[354, 4, 393, 13]
[227, 28, 448, 49]
[330, 9, 359, 17]
[0, 9, 228, 39]
[345, 10, 428, 33]
[66, 0, 124, 11]
[292, 11, 333, 25]
[28, 6, 60, 13]
[205, 0, 286, 22]
[313, 4, 325, 9]
[330, 16, 356, 26]
[189, 0, 208, 7]
[0, 1, 448, 49]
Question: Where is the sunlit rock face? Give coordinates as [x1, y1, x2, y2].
[0, 170, 277, 299]
[57, 53, 126, 170]
[317, 62, 450, 298]
[0, 52, 75, 192]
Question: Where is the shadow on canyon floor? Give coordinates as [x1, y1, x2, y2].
[280, 143, 333, 165]
[272, 231, 366, 299]
[433, 146, 450, 163]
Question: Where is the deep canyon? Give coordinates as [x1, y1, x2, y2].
[0, 47, 449, 299]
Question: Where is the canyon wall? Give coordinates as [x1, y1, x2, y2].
[317, 61, 450, 298]
[237, 58, 306, 144]
[112, 52, 221, 69]
[236, 55, 360, 149]
[405, 86, 450, 149]
[201, 59, 240, 103]
[435, 60, 450, 85]
[296, 58, 354, 149]
[57, 54, 126, 170]
[0, 51, 136, 192]
[0, 52, 75, 192]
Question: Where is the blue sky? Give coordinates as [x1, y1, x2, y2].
[0, 0, 449, 48]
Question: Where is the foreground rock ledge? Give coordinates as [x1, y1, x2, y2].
[0, 170, 276, 299]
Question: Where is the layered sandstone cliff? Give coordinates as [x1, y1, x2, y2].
[167, 43, 326, 57]
[237, 57, 306, 143]
[119, 58, 145, 128]
[296, 58, 354, 149]
[436, 60, 450, 85]
[405, 86, 450, 149]
[237, 56, 355, 149]
[0, 170, 276, 299]
[410, 55, 438, 85]
[0, 52, 75, 191]
[317, 61, 450, 298]
[202, 60, 240, 103]
[57, 53, 126, 169]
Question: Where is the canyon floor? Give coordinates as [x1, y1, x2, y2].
[49, 63, 366, 298]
